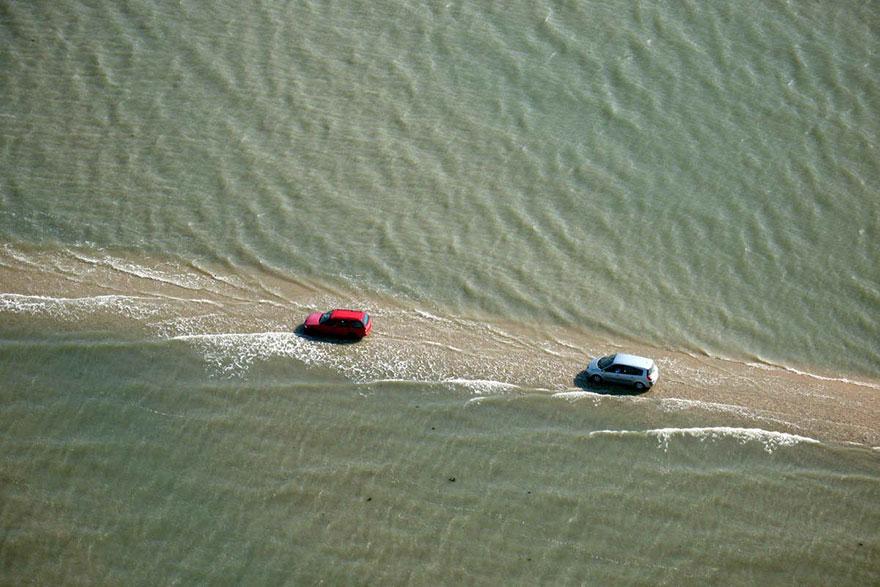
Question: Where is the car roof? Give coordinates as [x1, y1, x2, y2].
[613, 353, 654, 369]
[329, 309, 367, 321]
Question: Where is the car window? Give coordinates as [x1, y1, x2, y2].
[319, 311, 332, 324]
[625, 366, 643, 376]
[362, 314, 370, 326]
[353, 321, 364, 329]
[598, 355, 614, 369]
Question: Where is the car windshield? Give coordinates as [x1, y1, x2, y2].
[319, 311, 332, 324]
[363, 314, 370, 326]
[597, 355, 615, 369]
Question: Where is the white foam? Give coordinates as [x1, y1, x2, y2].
[149, 294, 222, 307]
[552, 390, 601, 400]
[361, 378, 421, 385]
[746, 361, 880, 390]
[538, 345, 566, 358]
[420, 340, 465, 353]
[1, 244, 40, 267]
[655, 398, 803, 429]
[170, 331, 317, 377]
[552, 390, 606, 407]
[657, 397, 756, 419]
[171, 331, 399, 381]
[587, 427, 819, 453]
[679, 348, 880, 391]
[414, 309, 447, 322]
[0, 292, 165, 320]
[443, 378, 519, 394]
[69, 252, 207, 291]
[173, 330, 493, 383]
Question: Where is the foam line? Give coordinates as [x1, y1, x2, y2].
[421, 340, 466, 353]
[69, 252, 205, 291]
[588, 427, 819, 453]
[746, 361, 880, 390]
[553, 390, 601, 400]
[1, 292, 160, 309]
[414, 309, 447, 322]
[656, 397, 756, 418]
[443, 378, 519, 394]
[676, 347, 880, 390]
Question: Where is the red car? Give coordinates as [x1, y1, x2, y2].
[303, 308, 372, 339]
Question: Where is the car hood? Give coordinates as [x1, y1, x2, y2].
[304, 312, 322, 327]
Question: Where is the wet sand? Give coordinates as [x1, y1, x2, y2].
[641, 353, 880, 447]
[2, 246, 878, 447]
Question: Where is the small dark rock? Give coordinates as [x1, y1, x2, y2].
[448, 477, 456, 482]
[366, 497, 372, 502]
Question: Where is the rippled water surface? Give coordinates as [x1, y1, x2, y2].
[1, 1, 878, 583]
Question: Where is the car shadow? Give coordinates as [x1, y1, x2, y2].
[573, 370, 650, 396]
[292, 323, 363, 345]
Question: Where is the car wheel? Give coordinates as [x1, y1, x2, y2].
[589, 374, 602, 384]
[634, 382, 646, 391]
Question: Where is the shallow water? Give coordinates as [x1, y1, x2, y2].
[1, 1, 878, 583]
[2, 329, 878, 584]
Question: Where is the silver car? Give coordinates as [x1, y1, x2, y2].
[586, 353, 659, 391]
